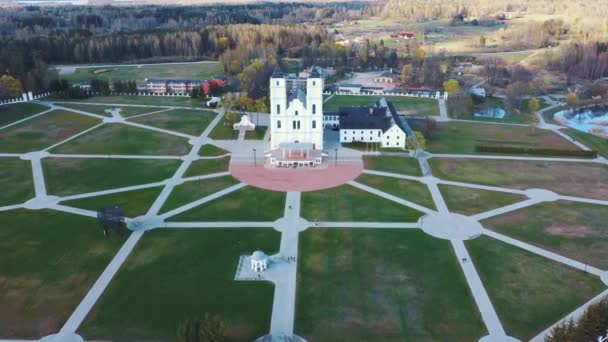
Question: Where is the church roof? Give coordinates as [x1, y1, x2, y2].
[309, 66, 321, 78]
[288, 88, 307, 108]
[271, 66, 284, 78]
[252, 250, 268, 261]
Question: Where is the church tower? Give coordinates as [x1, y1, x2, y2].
[306, 68, 324, 150]
[270, 67, 287, 150]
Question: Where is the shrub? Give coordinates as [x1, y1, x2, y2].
[475, 145, 598, 158]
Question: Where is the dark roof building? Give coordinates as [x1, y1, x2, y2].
[338, 98, 406, 133]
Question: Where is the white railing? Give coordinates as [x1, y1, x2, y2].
[0, 91, 51, 106]
[331, 90, 448, 100]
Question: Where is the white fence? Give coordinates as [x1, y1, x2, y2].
[0, 92, 51, 106]
[327, 90, 448, 100]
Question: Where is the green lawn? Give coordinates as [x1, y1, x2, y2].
[301, 185, 424, 222]
[79, 228, 278, 342]
[0, 110, 101, 153]
[168, 186, 285, 222]
[129, 109, 216, 136]
[0, 158, 34, 206]
[56, 103, 164, 118]
[160, 176, 239, 214]
[560, 128, 608, 158]
[60, 186, 163, 218]
[0, 209, 124, 339]
[43, 158, 180, 196]
[0, 102, 49, 126]
[408, 120, 578, 154]
[208, 114, 239, 140]
[50, 123, 191, 155]
[542, 106, 567, 125]
[429, 158, 608, 200]
[467, 236, 605, 340]
[183, 157, 230, 177]
[49, 95, 206, 108]
[198, 144, 229, 156]
[355, 174, 435, 209]
[245, 126, 267, 140]
[296, 229, 486, 341]
[51, 62, 222, 86]
[362, 156, 422, 176]
[438, 184, 527, 216]
[483, 200, 608, 269]
[324, 95, 439, 116]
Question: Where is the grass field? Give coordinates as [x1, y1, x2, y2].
[60, 186, 163, 218]
[129, 109, 216, 136]
[296, 229, 485, 341]
[160, 176, 239, 214]
[438, 184, 527, 216]
[208, 114, 239, 140]
[483, 200, 608, 269]
[301, 185, 424, 222]
[429, 158, 608, 200]
[50, 62, 222, 86]
[198, 144, 229, 156]
[0, 110, 101, 153]
[561, 128, 608, 158]
[50, 123, 191, 155]
[409, 120, 579, 154]
[0, 103, 49, 126]
[0, 209, 124, 339]
[0, 158, 34, 206]
[467, 236, 605, 340]
[167, 186, 285, 222]
[355, 174, 435, 209]
[56, 103, 164, 118]
[245, 126, 267, 140]
[324, 95, 439, 116]
[43, 158, 180, 196]
[50, 95, 206, 108]
[542, 105, 567, 124]
[362, 156, 422, 176]
[79, 228, 279, 341]
[183, 157, 230, 177]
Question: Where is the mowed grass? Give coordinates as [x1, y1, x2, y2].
[542, 105, 567, 124]
[0, 158, 34, 206]
[430, 158, 608, 200]
[483, 200, 608, 269]
[408, 120, 578, 154]
[0, 209, 124, 339]
[50, 124, 191, 155]
[167, 186, 285, 222]
[245, 126, 267, 140]
[324, 95, 439, 116]
[129, 108, 216, 136]
[301, 185, 424, 222]
[56, 103, 164, 118]
[362, 156, 422, 176]
[208, 114, 239, 140]
[561, 128, 608, 158]
[183, 157, 230, 177]
[159, 176, 239, 214]
[60, 186, 163, 218]
[53, 62, 222, 85]
[43, 158, 180, 196]
[79, 228, 278, 342]
[296, 229, 485, 341]
[49, 95, 206, 108]
[0, 110, 100, 153]
[467, 236, 605, 340]
[0, 102, 49, 126]
[198, 144, 229, 156]
[438, 184, 527, 216]
[355, 174, 435, 209]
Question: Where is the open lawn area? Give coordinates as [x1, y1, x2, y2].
[301, 185, 424, 222]
[408, 120, 579, 155]
[50, 123, 191, 155]
[0, 209, 124, 339]
[355, 174, 435, 209]
[245, 126, 267, 140]
[160, 176, 239, 214]
[561, 128, 608, 158]
[0, 158, 34, 206]
[0, 102, 49, 127]
[79, 228, 278, 342]
[60, 186, 163, 218]
[0, 110, 100, 153]
[208, 114, 239, 140]
[438, 184, 527, 216]
[198, 144, 229, 156]
[56, 103, 164, 118]
[167, 186, 285, 222]
[129, 109, 216, 136]
[466, 236, 605, 340]
[49, 96, 207, 108]
[43, 158, 180, 196]
[183, 157, 230, 177]
[483, 200, 608, 269]
[51, 62, 222, 86]
[430, 158, 608, 200]
[324, 95, 439, 116]
[362, 156, 422, 176]
[296, 229, 485, 341]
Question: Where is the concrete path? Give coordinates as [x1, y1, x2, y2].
[438, 99, 449, 122]
[159, 182, 246, 220]
[430, 153, 600, 163]
[124, 107, 173, 119]
[323, 94, 335, 103]
[317, 222, 419, 228]
[348, 181, 435, 214]
[30, 157, 47, 197]
[44, 123, 105, 152]
[165, 222, 275, 228]
[122, 120, 195, 139]
[471, 198, 540, 221]
[0, 107, 56, 131]
[361, 169, 422, 182]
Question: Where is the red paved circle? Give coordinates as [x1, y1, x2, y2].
[230, 163, 363, 192]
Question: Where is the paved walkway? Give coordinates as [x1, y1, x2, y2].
[438, 99, 449, 122]
[348, 180, 435, 214]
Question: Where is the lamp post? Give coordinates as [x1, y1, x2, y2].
[253, 148, 257, 167]
[334, 148, 338, 166]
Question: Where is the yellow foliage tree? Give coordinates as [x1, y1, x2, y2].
[442, 79, 460, 93]
[0, 75, 22, 97]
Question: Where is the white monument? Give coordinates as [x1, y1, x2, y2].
[250, 250, 268, 272]
[233, 114, 256, 131]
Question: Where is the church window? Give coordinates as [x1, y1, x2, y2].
[312, 120, 316, 129]
[277, 120, 281, 128]
[312, 104, 316, 114]
[277, 104, 281, 114]
[297, 121, 301, 129]
[378, 131, 381, 137]
[313, 81, 316, 86]
[295, 110, 299, 116]
[276, 81, 279, 86]
[292, 120, 296, 129]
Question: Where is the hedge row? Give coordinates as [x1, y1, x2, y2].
[475, 145, 598, 158]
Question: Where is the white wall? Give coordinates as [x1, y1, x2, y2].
[340, 129, 382, 143]
[381, 125, 406, 148]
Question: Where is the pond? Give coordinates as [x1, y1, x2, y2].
[554, 109, 608, 138]
[474, 107, 506, 119]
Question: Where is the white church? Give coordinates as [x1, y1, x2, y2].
[266, 66, 408, 167]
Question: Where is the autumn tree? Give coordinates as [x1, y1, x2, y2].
[0, 75, 22, 97]
[447, 90, 473, 119]
[442, 79, 460, 93]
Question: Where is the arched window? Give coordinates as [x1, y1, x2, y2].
[292, 120, 296, 129]
[295, 110, 299, 116]
[313, 81, 316, 86]
[277, 120, 281, 128]
[276, 104, 280, 114]
[312, 104, 316, 114]
[276, 81, 279, 86]
[312, 120, 316, 129]
[297, 121, 301, 129]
